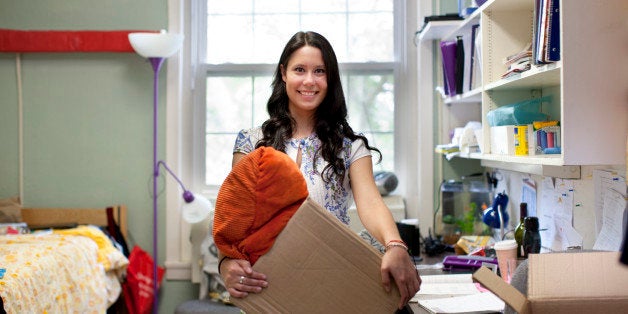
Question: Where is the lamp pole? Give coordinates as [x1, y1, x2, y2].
[130, 31, 210, 314]
[150, 56, 166, 314]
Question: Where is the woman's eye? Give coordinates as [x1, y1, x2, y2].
[315, 68, 326, 74]
[294, 67, 305, 72]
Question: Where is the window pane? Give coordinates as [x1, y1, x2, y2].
[346, 74, 394, 132]
[301, 0, 347, 13]
[254, 0, 299, 14]
[206, 0, 394, 64]
[205, 134, 237, 186]
[301, 13, 348, 61]
[206, 77, 253, 132]
[253, 76, 272, 126]
[207, 15, 253, 63]
[348, 13, 393, 61]
[205, 75, 272, 187]
[361, 132, 393, 172]
[348, 0, 393, 11]
[207, 0, 252, 14]
[253, 14, 300, 62]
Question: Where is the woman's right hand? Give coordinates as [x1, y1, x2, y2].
[220, 257, 269, 298]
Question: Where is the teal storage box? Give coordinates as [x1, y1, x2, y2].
[487, 97, 551, 127]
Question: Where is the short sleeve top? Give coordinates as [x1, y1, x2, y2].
[233, 127, 371, 225]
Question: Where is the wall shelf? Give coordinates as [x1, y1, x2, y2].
[424, 0, 626, 170]
[417, 20, 462, 42]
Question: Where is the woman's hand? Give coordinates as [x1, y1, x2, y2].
[219, 257, 268, 298]
[380, 246, 422, 309]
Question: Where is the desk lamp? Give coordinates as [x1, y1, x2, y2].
[482, 192, 510, 240]
[129, 30, 211, 313]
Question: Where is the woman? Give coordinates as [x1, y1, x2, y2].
[218, 31, 421, 309]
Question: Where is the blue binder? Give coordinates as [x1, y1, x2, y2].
[546, 0, 560, 61]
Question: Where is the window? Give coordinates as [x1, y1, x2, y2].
[194, 0, 398, 191]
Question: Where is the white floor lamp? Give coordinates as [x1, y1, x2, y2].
[128, 30, 211, 313]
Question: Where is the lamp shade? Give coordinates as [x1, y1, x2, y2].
[181, 192, 212, 224]
[128, 30, 183, 58]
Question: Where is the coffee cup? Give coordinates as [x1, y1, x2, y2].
[494, 239, 517, 283]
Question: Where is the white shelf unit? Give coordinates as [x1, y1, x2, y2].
[417, 20, 463, 42]
[427, 0, 627, 175]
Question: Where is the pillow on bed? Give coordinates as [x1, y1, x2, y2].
[0, 196, 21, 223]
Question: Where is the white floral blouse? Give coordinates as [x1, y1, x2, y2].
[233, 127, 371, 225]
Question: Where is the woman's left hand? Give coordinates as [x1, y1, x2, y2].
[380, 246, 422, 310]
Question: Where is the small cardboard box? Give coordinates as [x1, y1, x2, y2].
[232, 197, 400, 313]
[490, 125, 515, 155]
[473, 251, 628, 313]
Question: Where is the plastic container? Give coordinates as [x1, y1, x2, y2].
[487, 96, 552, 127]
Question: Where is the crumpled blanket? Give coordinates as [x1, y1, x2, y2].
[213, 146, 308, 265]
[1, 233, 110, 312]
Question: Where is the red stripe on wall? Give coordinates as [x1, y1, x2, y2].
[0, 29, 157, 53]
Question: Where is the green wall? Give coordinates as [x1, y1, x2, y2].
[0, 1, 196, 312]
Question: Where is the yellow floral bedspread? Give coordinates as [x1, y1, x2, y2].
[0, 229, 126, 314]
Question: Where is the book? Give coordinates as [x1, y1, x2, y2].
[412, 274, 480, 301]
[412, 274, 505, 314]
[418, 292, 505, 314]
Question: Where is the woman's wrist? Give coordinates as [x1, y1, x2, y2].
[385, 239, 408, 253]
[218, 256, 230, 274]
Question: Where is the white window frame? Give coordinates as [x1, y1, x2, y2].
[164, 0, 421, 281]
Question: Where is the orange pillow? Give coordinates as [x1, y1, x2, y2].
[213, 146, 308, 265]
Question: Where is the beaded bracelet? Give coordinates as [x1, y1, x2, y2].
[386, 239, 407, 246]
[385, 242, 409, 252]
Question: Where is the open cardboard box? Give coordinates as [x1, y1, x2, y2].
[231, 197, 400, 313]
[472, 251, 628, 313]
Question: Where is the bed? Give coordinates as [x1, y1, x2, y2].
[0, 205, 129, 313]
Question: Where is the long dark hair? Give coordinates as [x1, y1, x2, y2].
[257, 31, 381, 183]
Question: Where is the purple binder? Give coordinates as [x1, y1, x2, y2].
[440, 40, 457, 96]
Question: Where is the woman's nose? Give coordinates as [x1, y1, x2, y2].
[303, 71, 315, 85]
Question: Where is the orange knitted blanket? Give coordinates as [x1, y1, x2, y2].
[213, 146, 309, 265]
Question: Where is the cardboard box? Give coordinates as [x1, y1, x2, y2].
[232, 197, 400, 313]
[473, 251, 628, 313]
[490, 125, 515, 155]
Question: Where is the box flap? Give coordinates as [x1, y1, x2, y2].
[528, 251, 628, 300]
[473, 266, 529, 313]
[232, 197, 400, 313]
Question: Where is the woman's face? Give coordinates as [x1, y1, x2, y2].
[281, 45, 328, 116]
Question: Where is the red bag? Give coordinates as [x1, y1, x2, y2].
[123, 245, 165, 314]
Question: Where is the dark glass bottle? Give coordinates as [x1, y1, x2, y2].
[514, 203, 528, 258]
[523, 216, 541, 258]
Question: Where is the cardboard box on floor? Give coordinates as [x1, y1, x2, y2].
[232, 197, 400, 313]
[473, 251, 628, 313]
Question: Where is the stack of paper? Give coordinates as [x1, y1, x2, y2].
[501, 43, 532, 79]
[412, 273, 505, 313]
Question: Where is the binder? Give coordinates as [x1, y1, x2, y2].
[546, 0, 560, 61]
[469, 24, 480, 90]
[455, 36, 465, 95]
[440, 40, 457, 96]
[533, 0, 552, 64]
